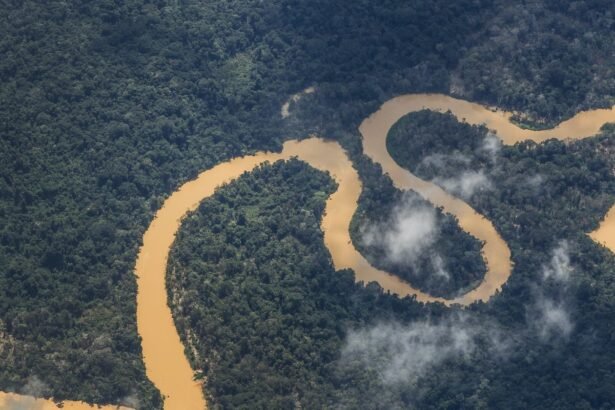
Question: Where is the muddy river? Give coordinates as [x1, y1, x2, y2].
[133, 93, 615, 409]
[4, 93, 612, 409]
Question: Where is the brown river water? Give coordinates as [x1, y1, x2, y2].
[360, 94, 614, 253]
[3, 93, 612, 409]
[0, 392, 131, 409]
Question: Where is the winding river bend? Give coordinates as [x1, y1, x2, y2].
[134, 93, 614, 409]
[2, 94, 612, 409]
[360, 94, 615, 252]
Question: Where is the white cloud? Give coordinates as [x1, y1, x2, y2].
[534, 299, 574, 340]
[526, 174, 544, 190]
[21, 376, 48, 398]
[431, 254, 450, 281]
[433, 170, 492, 199]
[541, 240, 572, 282]
[3, 376, 49, 410]
[527, 241, 575, 341]
[340, 314, 509, 385]
[417, 133, 500, 200]
[361, 196, 440, 266]
[121, 390, 140, 409]
[480, 132, 502, 163]
[341, 316, 477, 384]
[420, 152, 471, 169]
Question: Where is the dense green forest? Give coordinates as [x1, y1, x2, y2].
[1, 0, 615, 408]
[383, 114, 615, 407]
[168, 137, 615, 408]
[167, 160, 445, 408]
[349, 168, 486, 299]
[387, 110, 496, 182]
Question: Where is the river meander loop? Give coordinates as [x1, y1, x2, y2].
[1, 90, 612, 409]
[130, 93, 615, 409]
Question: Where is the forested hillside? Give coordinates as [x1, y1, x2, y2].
[1, 0, 614, 408]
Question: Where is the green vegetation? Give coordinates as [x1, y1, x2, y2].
[456, 1, 615, 126]
[349, 170, 486, 299]
[387, 110, 495, 181]
[167, 160, 439, 408]
[385, 111, 615, 407]
[1, 0, 615, 408]
[168, 137, 615, 408]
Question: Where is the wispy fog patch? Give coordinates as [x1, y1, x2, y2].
[3, 376, 50, 410]
[421, 152, 471, 169]
[527, 241, 575, 341]
[534, 299, 574, 340]
[21, 376, 49, 398]
[362, 195, 440, 266]
[342, 316, 476, 384]
[341, 314, 509, 385]
[433, 170, 492, 199]
[541, 241, 572, 282]
[417, 134, 501, 199]
[480, 132, 502, 163]
[338, 242, 577, 402]
[526, 174, 544, 193]
[431, 254, 450, 281]
[121, 390, 140, 409]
